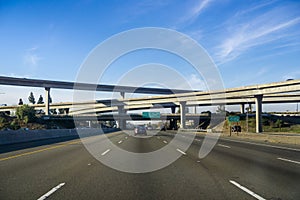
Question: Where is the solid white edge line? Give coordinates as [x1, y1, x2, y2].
[163, 140, 168, 144]
[229, 180, 266, 200]
[176, 148, 186, 155]
[277, 157, 300, 165]
[37, 182, 65, 200]
[221, 138, 300, 152]
[101, 149, 111, 156]
[217, 144, 231, 148]
[118, 140, 123, 144]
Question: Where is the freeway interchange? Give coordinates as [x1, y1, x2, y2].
[0, 130, 299, 200]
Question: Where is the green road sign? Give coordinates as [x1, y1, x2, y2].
[228, 116, 240, 122]
[142, 112, 161, 119]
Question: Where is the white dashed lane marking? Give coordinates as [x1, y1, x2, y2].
[176, 148, 186, 155]
[217, 144, 231, 148]
[229, 180, 266, 200]
[101, 149, 111, 156]
[277, 157, 300, 165]
[37, 183, 65, 200]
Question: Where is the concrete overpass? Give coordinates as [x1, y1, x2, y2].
[0, 76, 197, 115]
[1, 76, 300, 133]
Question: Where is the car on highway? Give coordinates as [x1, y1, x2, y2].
[231, 125, 241, 132]
[134, 125, 147, 135]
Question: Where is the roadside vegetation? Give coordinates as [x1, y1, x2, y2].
[0, 104, 74, 131]
[224, 114, 300, 133]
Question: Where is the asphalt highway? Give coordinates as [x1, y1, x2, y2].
[0, 130, 299, 200]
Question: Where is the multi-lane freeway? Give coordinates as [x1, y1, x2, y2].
[0, 131, 299, 200]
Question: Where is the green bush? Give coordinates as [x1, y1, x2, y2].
[0, 117, 7, 129]
[275, 119, 283, 128]
[16, 104, 36, 123]
[10, 119, 20, 130]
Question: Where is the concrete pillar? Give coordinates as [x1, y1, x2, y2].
[255, 95, 263, 133]
[180, 101, 186, 129]
[45, 87, 50, 115]
[120, 92, 125, 99]
[117, 105, 126, 130]
[240, 104, 245, 114]
[171, 106, 176, 114]
[248, 103, 252, 112]
[170, 119, 178, 130]
[64, 108, 69, 115]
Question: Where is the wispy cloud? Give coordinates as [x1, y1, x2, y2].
[23, 46, 42, 66]
[256, 67, 269, 77]
[176, 0, 213, 28]
[214, 5, 300, 64]
[234, 0, 278, 17]
[187, 74, 207, 90]
[184, 29, 203, 41]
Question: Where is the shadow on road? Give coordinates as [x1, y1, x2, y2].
[0, 135, 80, 154]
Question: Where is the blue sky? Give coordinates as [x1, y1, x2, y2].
[0, 0, 300, 111]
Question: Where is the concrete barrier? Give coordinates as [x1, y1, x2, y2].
[0, 128, 119, 145]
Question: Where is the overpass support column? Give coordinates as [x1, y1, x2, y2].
[240, 104, 245, 114]
[170, 106, 177, 130]
[120, 92, 125, 99]
[117, 105, 126, 130]
[171, 106, 176, 114]
[180, 101, 186, 129]
[255, 95, 263, 133]
[248, 104, 252, 112]
[45, 87, 50, 115]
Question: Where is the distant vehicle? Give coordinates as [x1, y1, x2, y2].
[134, 125, 147, 135]
[160, 126, 166, 131]
[231, 125, 241, 132]
[146, 125, 153, 130]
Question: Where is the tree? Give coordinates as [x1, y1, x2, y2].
[28, 92, 36, 104]
[275, 119, 283, 129]
[16, 104, 36, 123]
[37, 95, 44, 104]
[18, 98, 23, 105]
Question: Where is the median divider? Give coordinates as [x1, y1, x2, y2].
[0, 128, 119, 145]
